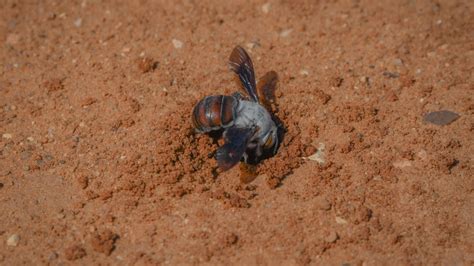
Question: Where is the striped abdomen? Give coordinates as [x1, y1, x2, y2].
[192, 95, 238, 132]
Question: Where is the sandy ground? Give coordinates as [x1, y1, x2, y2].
[1, 0, 473, 265]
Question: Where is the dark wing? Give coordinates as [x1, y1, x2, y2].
[215, 126, 254, 171]
[256, 71, 278, 112]
[229, 46, 258, 102]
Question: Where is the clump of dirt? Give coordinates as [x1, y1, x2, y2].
[152, 101, 218, 191]
[64, 245, 86, 261]
[140, 97, 307, 194]
[257, 113, 306, 188]
[90, 230, 119, 256]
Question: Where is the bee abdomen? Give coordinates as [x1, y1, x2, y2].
[192, 95, 237, 132]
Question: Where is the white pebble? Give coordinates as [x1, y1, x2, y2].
[299, 69, 309, 76]
[279, 29, 293, 38]
[7, 234, 20, 246]
[74, 18, 82, 27]
[393, 159, 412, 168]
[2, 133, 12, 139]
[335, 217, 348, 225]
[172, 39, 183, 49]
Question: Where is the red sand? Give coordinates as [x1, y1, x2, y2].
[1, 0, 473, 264]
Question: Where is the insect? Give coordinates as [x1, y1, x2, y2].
[192, 46, 281, 180]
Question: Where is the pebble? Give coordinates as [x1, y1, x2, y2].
[2, 133, 12, 139]
[393, 58, 403, 66]
[324, 230, 338, 243]
[246, 40, 260, 50]
[393, 159, 412, 169]
[335, 216, 348, 225]
[439, 43, 449, 50]
[172, 39, 183, 49]
[423, 110, 460, 126]
[261, 3, 271, 14]
[279, 28, 293, 38]
[7, 234, 20, 246]
[74, 18, 82, 27]
[299, 69, 309, 76]
[417, 149, 428, 160]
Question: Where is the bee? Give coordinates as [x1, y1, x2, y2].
[192, 46, 281, 180]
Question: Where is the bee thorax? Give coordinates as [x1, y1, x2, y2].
[234, 100, 276, 142]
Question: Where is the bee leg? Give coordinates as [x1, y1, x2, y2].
[255, 144, 263, 158]
[272, 136, 279, 155]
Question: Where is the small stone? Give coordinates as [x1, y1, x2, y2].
[314, 196, 331, 211]
[359, 76, 368, 83]
[423, 110, 460, 126]
[172, 39, 183, 49]
[246, 40, 260, 50]
[393, 58, 403, 66]
[335, 216, 348, 225]
[417, 149, 428, 160]
[324, 230, 338, 243]
[393, 159, 412, 168]
[74, 18, 82, 27]
[439, 44, 449, 50]
[261, 3, 271, 14]
[7, 234, 20, 246]
[279, 28, 293, 38]
[2, 133, 12, 139]
[299, 69, 309, 76]
[383, 71, 400, 78]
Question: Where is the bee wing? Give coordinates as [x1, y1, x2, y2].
[216, 126, 254, 171]
[229, 46, 258, 102]
[257, 71, 278, 112]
